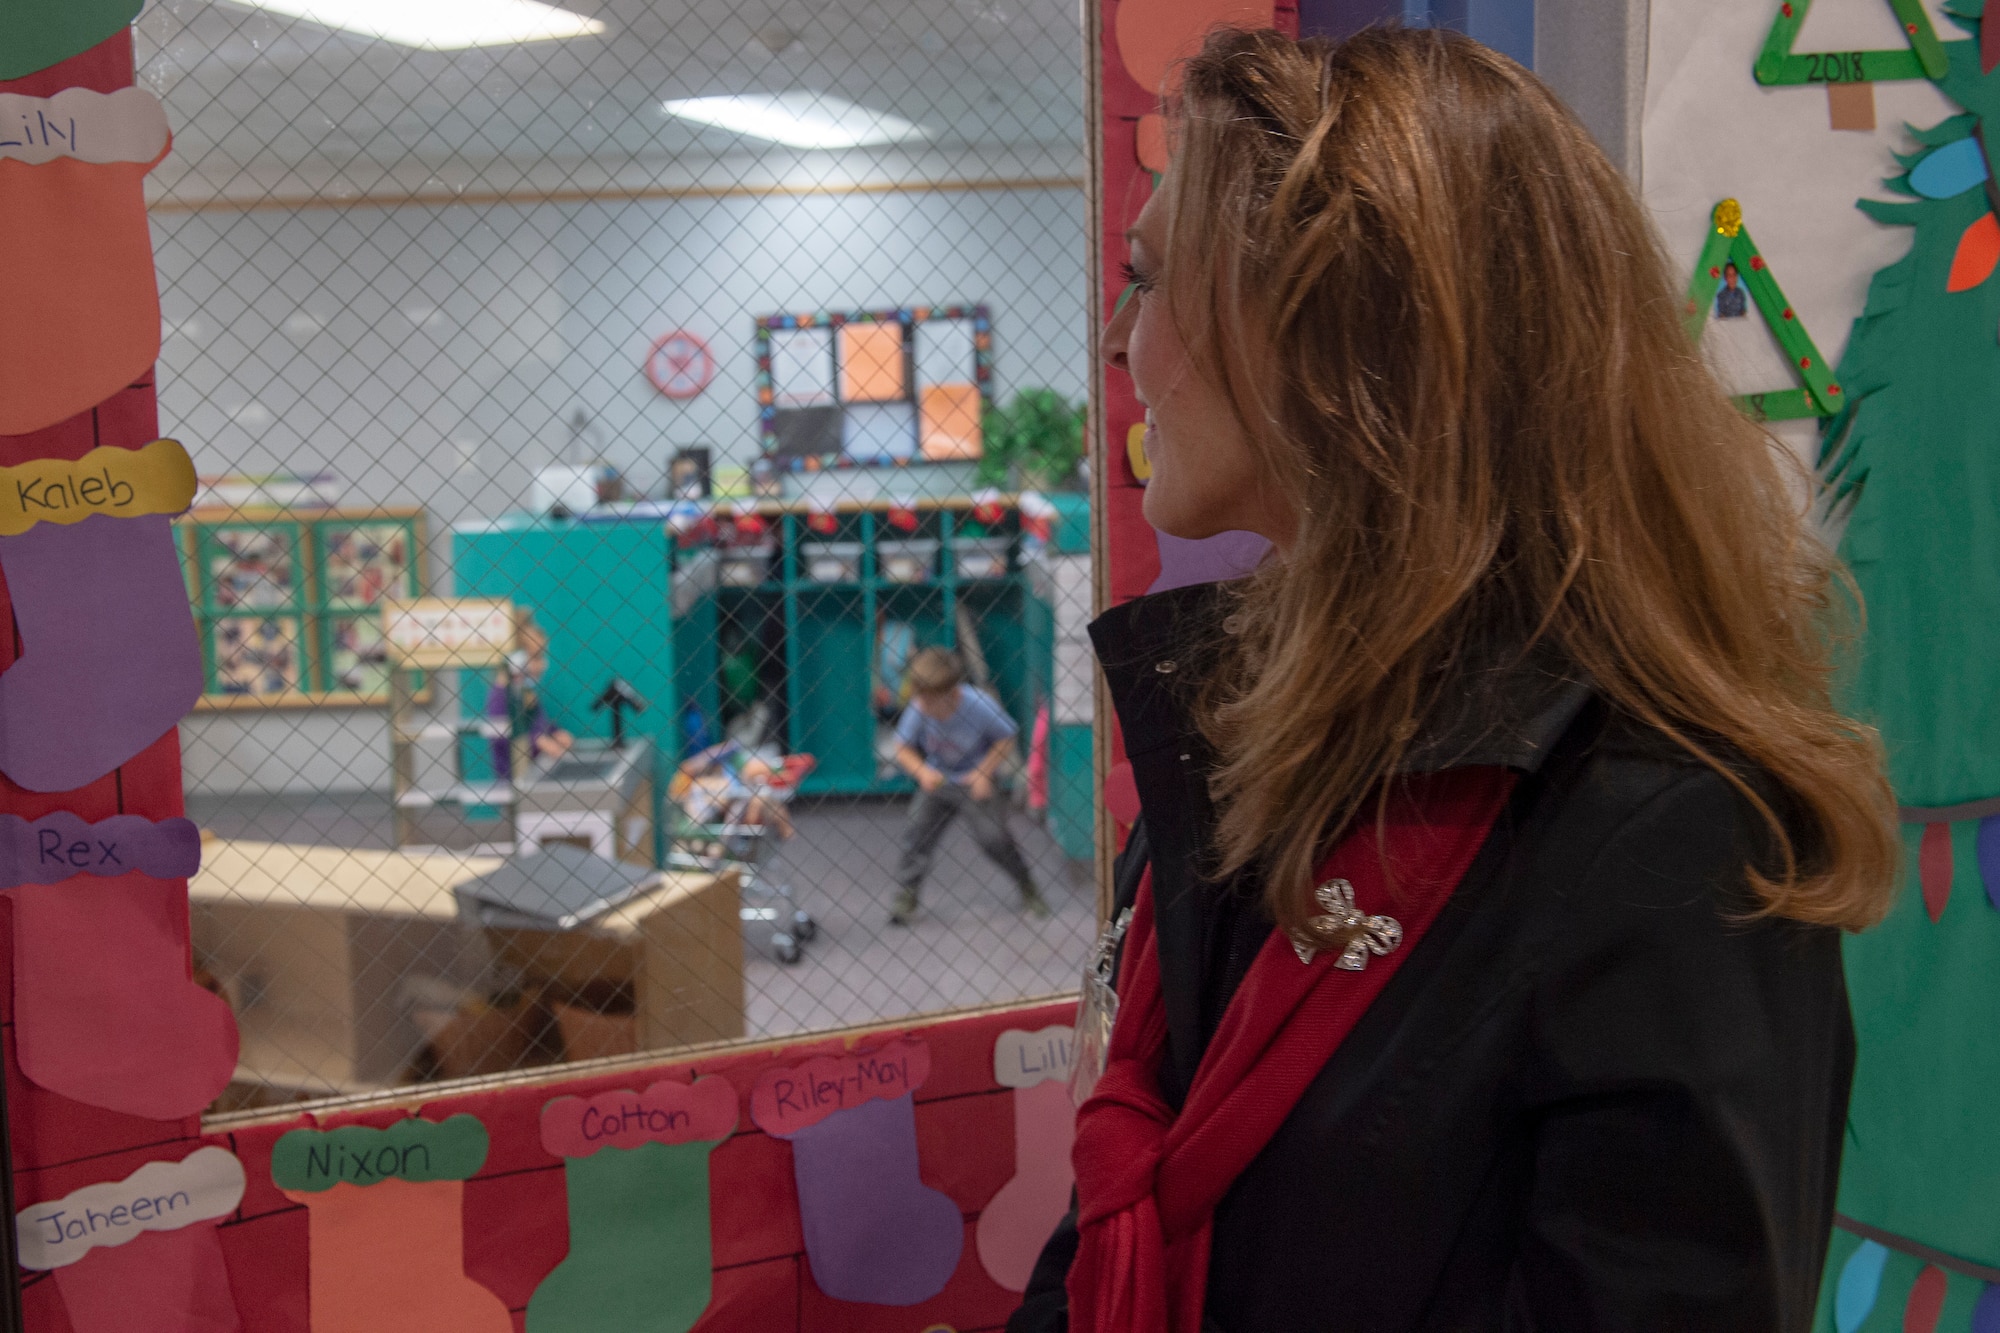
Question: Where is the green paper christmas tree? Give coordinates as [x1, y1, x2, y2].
[1796, 2, 2000, 1323]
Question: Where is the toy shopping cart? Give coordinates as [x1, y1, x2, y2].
[665, 746, 817, 964]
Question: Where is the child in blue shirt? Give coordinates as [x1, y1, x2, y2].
[889, 647, 1046, 925]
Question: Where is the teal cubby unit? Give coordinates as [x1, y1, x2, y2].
[1047, 491, 1091, 554]
[1048, 721, 1094, 861]
[452, 519, 681, 839]
[793, 586, 877, 792]
[674, 586, 720, 749]
[450, 497, 1065, 809]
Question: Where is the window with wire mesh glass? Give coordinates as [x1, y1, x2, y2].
[137, 0, 1098, 1117]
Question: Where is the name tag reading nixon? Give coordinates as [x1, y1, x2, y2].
[270, 1114, 490, 1193]
[16, 1146, 245, 1270]
[0, 439, 197, 536]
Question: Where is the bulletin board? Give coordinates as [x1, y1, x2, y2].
[755, 305, 993, 471]
[1086, 0, 1295, 901]
[1645, 0, 2000, 1322]
[19, 997, 1082, 1332]
[177, 507, 427, 707]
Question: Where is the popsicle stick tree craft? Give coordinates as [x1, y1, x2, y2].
[1754, 0, 1950, 85]
[1683, 198, 1844, 422]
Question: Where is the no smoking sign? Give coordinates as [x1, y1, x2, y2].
[645, 330, 716, 400]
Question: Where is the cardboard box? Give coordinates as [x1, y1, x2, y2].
[191, 839, 741, 1096]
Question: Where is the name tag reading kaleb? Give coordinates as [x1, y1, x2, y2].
[0, 439, 196, 536]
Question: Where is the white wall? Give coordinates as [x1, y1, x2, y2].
[159, 184, 1088, 794]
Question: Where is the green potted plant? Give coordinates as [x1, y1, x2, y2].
[979, 389, 1086, 491]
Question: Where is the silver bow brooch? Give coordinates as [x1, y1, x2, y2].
[1290, 877, 1404, 968]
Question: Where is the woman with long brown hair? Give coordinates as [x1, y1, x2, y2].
[1012, 24, 1898, 1333]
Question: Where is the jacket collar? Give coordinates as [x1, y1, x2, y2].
[1088, 578, 1592, 775]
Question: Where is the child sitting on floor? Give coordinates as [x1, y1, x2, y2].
[888, 647, 1047, 926]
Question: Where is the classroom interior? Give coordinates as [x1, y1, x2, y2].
[144, 0, 1537, 1115]
[149, 0, 1097, 1110]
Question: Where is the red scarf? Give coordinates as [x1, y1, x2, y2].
[1067, 767, 1516, 1333]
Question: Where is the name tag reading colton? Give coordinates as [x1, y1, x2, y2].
[540, 1077, 738, 1157]
[16, 1146, 245, 1270]
[0, 439, 196, 536]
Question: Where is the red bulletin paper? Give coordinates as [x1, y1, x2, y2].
[0, 28, 226, 1333]
[207, 1000, 1076, 1331]
[1092, 0, 1297, 826]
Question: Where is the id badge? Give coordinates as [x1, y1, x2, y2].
[1069, 906, 1132, 1107]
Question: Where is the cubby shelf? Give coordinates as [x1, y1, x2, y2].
[455, 498, 1054, 815]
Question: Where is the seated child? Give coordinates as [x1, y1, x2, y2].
[671, 742, 810, 839]
[888, 647, 1047, 925]
[485, 621, 573, 779]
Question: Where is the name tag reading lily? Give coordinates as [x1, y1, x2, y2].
[993, 1025, 1074, 1089]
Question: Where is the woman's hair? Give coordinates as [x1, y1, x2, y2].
[1157, 26, 1898, 935]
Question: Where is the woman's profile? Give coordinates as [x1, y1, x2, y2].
[1013, 24, 1898, 1333]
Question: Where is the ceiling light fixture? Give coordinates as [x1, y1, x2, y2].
[239, 0, 605, 49]
[662, 93, 929, 149]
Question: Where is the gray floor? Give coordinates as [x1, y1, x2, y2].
[744, 798, 1094, 1035]
[187, 789, 1094, 1045]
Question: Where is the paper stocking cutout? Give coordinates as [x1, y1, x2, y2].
[0, 141, 168, 434]
[976, 1026, 1076, 1291]
[751, 1040, 963, 1305]
[273, 1118, 508, 1333]
[0, 513, 204, 791]
[528, 1078, 738, 1333]
[287, 1179, 509, 1333]
[9, 874, 236, 1119]
[52, 1224, 240, 1333]
[0, 88, 169, 436]
[21, 1145, 246, 1333]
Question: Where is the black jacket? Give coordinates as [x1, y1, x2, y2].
[1011, 583, 1853, 1333]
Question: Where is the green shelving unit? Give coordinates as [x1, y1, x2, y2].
[452, 498, 1058, 811]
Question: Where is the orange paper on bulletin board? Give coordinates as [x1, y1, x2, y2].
[920, 384, 983, 460]
[838, 323, 907, 403]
